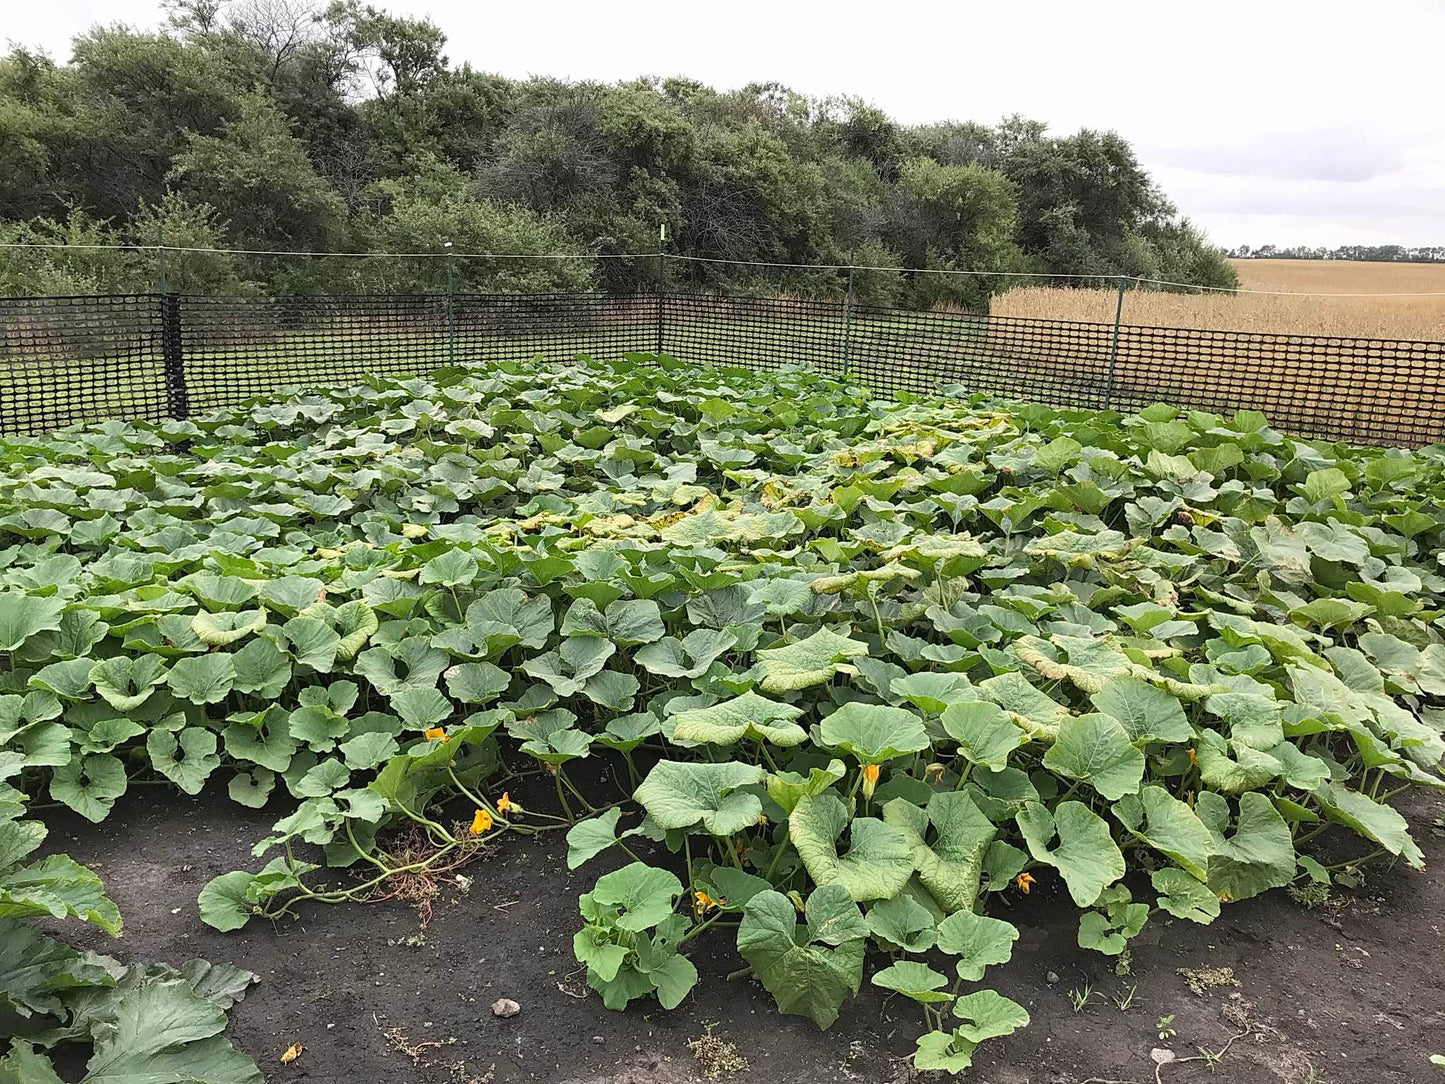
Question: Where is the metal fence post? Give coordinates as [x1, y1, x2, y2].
[654, 227, 667, 356]
[1103, 275, 1127, 410]
[841, 254, 855, 379]
[444, 240, 455, 365]
[160, 292, 189, 419]
[156, 223, 167, 295]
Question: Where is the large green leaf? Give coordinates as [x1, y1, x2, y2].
[883, 792, 995, 914]
[863, 893, 937, 952]
[0, 1040, 65, 1084]
[0, 854, 122, 934]
[190, 610, 266, 647]
[79, 980, 263, 1083]
[670, 692, 806, 746]
[940, 700, 1026, 771]
[222, 707, 297, 772]
[419, 549, 478, 588]
[633, 760, 766, 835]
[585, 861, 683, 933]
[1042, 713, 1145, 801]
[560, 598, 665, 646]
[147, 728, 221, 795]
[1151, 868, 1220, 924]
[764, 760, 846, 815]
[788, 793, 915, 901]
[870, 961, 951, 1004]
[1112, 785, 1213, 881]
[0, 593, 65, 652]
[1089, 676, 1191, 744]
[1015, 800, 1125, 907]
[951, 989, 1029, 1042]
[634, 629, 736, 679]
[565, 808, 642, 870]
[934, 908, 1019, 981]
[89, 655, 167, 712]
[756, 625, 868, 693]
[229, 636, 291, 698]
[976, 672, 1070, 741]
[165, 654, 235, 705]
[48, 755, 128, 823]
[736, 886, 865, 1030]
[1314, 782, 1424, 868]
[819, 702, 930, 763]
[467, 589, 553, 649]
[1195, 791, 1296, 902]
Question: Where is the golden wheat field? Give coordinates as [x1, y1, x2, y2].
[990, 259, 1445, 340]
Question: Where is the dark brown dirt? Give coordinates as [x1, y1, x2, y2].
[38, 778, 1445, 1084]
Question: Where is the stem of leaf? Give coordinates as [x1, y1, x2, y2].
[553, 771, 575, 823]
[346, 820, 389, 872]
[1324, 847, 1386, 871]
[561, 770, 601, 813]
[724, 833, 745, 871]
[763, 840, 788, 883]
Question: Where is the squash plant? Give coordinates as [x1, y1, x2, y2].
[0, 354, 1441, 1074]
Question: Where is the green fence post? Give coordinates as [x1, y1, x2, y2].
[841, 252, 855, 379]
[444, 240, 455, 365]
[1104, 275, 1127, 411]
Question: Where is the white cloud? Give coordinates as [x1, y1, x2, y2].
[14, 0, 1445, 248]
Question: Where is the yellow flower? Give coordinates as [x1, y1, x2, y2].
[694, 890, 725, 915]
[924, 762, 946, 784]
[1015, 872, 1036, 894]
[496, 792, 514, 814]
[860, 762, 880, 800]
[1187, 747, 1198, 766]
[424, 727, 447, 742]
[470, 808, 493, 835]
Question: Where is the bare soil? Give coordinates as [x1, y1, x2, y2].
[40, 773, 1445, 1084]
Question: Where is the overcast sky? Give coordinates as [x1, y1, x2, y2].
[11, 0, 1445, 249]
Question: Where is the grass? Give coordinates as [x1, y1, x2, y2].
[991, 259, 1445, 340]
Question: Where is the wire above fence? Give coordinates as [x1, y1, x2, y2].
[8, 241, 1445, 298]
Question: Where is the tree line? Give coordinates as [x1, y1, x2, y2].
[0, 0, 1238, 305]
[1231, 245, 1445, 264]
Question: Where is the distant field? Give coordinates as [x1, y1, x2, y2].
[991, 258, 1445, 340]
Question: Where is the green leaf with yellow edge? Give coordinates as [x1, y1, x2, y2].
[756, 625, 868, 693]
[788, 793, 916, 902]
[670, 691, 806, 747]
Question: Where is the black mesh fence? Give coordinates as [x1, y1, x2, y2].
[3, 290, 1444, 447]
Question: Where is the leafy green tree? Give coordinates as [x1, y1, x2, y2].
[46, 28, 243, 220]
[168, 91, 346, 254]
[1144, 218, 1238, 290]
[353, 155, 591, 293]
[886, 158, 1024, 309]
[0, 212, 140, 294]
[0, 2, 1237, 300]
[129, 192, 248, 294]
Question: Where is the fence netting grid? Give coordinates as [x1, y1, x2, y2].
[2, 290, 1443, 447]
